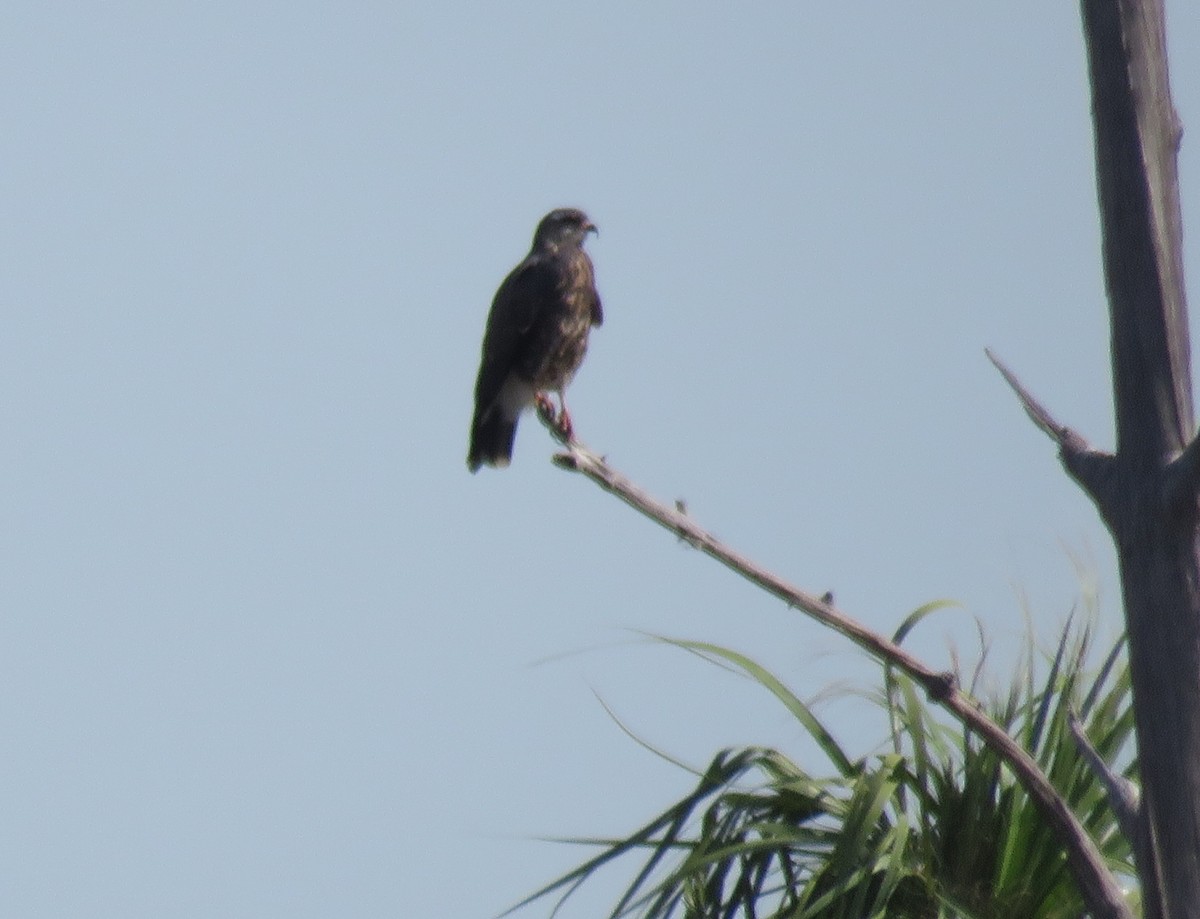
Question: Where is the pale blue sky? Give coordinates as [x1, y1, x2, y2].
[2, 3, 1198, 917]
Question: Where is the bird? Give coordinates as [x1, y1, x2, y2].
[467, 208, 603, 472]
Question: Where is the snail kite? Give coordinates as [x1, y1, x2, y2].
[467, 208, 603, 472]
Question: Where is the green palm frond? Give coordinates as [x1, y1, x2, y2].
[511, 608, 1136, 919]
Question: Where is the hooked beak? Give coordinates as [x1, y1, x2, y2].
[585, 221, 598, 237]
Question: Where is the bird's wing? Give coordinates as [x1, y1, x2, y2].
[473, 253, 558, 413]
[575, 249, 603, 327]
[590, 289, 603, 327]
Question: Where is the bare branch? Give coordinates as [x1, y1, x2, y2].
[985, 348, 1116, 513]
[984, 350, 1099, 453]
[539, 412, 1132, 919]
[986, 348, 1085, 448]
[1068, 709, 1142, 845]
[1069, 708, 1157, 912]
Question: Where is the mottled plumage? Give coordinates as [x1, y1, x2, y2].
[467, 208, 603, 472]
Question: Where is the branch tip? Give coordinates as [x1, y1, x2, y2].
[986, 349, 1072, 445]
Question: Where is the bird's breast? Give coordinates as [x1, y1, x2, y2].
[513, 251, 598, 390]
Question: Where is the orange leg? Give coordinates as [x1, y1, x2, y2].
[557, 393, 574, 439]
[534, 391, 574, 439]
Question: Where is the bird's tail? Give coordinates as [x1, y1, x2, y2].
[467, 410, 519, 472]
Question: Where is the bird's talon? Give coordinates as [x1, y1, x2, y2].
[534, 393, 556, 424]
[556, 407, 575, 440]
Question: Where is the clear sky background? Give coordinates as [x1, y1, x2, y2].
[2, 3, 1198, 917]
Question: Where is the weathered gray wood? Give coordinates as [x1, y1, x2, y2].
[1078, 1, 1198, 917]
[543, 406, 1133, 919]
[1082, 0, 1190, 461]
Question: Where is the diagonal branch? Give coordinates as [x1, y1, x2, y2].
[985, 348, 1088, 448]
[1068, 706, 1158, 919]
[1068, 710, 1143, 853]
[986, 348, 1117, 517]
[537, 408, 1132, 919]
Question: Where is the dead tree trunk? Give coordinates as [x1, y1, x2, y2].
[1080, 1, 1200, 916]
[1001, 2, 1199, 916]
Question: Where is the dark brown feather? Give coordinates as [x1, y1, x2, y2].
[468, 209, 601, 472]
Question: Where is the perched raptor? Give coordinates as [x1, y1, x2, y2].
[467, 208, 603, 472]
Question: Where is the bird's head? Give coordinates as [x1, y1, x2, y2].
[532, 208, 597, 250]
